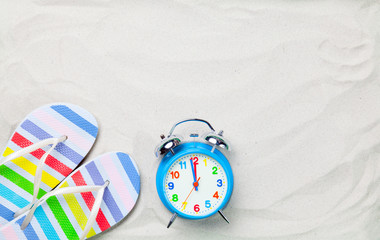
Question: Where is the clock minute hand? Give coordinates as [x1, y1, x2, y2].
[190, 158, 198, 191]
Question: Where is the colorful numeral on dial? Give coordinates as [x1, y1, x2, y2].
[217, 179, 222, 187]
[172, 194, 178, 202]
[212, 166, 218, 174]
[179, 161, 187, 169]
[168, 182, 174, 190]
[194, 204, 200, 212]
[213, 191, 219, 199]
[205, 200, 211, 208]
[170, 171, 180, 179]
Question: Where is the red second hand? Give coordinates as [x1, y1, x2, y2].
[194, 163, 197, 181]
[181, 177, 201, 208]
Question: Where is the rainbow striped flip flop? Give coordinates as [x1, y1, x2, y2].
[0, 152, 140, 240]
[0, 103, 98, 226]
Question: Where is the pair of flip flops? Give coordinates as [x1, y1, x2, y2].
[0, 103, 140, 239]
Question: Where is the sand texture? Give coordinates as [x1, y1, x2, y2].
[1, 1, 380, 239]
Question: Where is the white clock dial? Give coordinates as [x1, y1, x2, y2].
[164, 153, 228, 217]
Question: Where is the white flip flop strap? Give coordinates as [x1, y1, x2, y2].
[21, 181, 110, 240]
[81, 182, 108, 240]
[0, 136, 66, 166]
[0, 136, 67, 218]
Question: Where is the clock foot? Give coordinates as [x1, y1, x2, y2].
[167, 213, 178, 228]
[218, 210, 230, 224]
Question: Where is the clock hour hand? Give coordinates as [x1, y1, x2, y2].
[190, 158, 198, 191]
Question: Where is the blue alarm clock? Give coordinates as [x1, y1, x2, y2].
[155, 119, 233, 228]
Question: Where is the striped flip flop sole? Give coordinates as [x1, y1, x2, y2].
[0, 103, 98, 226]
[0, 152, 140, 240]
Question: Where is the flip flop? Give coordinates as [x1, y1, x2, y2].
[0, 103, 98, 226]
[0, 152, 140, 240]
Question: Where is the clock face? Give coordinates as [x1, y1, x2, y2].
[163, 153, 228, 217]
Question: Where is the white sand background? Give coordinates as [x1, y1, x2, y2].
[1, 0, 380, 239]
